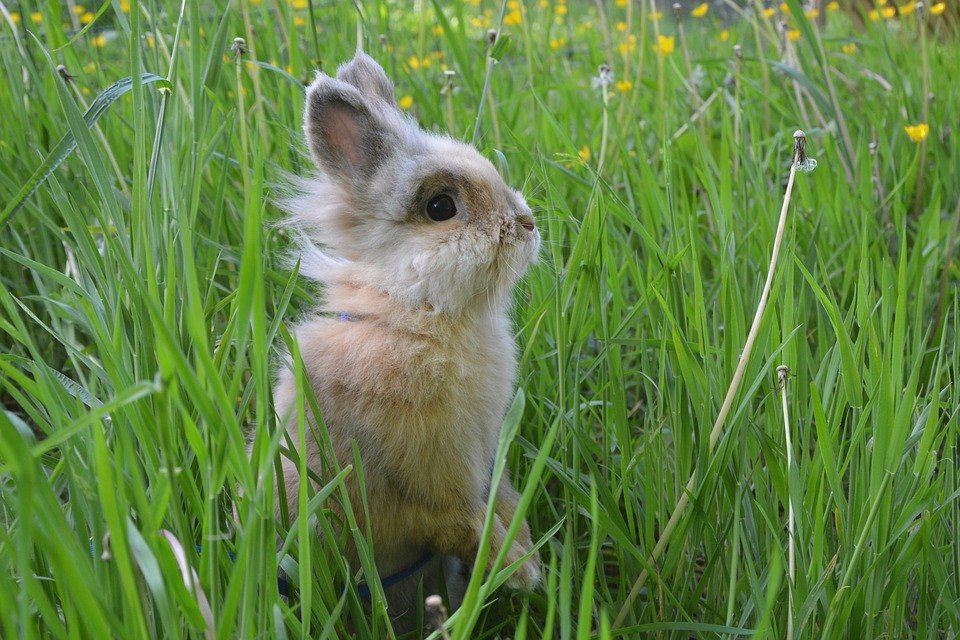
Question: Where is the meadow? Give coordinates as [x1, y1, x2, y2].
[1, 0, 959, 638]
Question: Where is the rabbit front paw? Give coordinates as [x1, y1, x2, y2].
[502, 544, 541, 591]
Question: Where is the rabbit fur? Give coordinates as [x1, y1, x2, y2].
[273, 51, 542, 622]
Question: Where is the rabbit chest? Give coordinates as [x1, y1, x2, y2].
[299, 313, 518, 507]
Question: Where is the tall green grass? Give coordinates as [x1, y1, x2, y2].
[1, 1, 958, 638]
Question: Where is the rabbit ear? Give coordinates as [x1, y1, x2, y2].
[303, 74, 398, 183]
[336, 51, 396, 106]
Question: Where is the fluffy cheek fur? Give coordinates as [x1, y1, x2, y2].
[359, 225, 527, 314]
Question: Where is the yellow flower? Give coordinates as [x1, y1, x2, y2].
[617, 34, 637, 54]
[904, 124, 929, 143]
[719, 29, 730, 42]
[432, 24, 444, 36]
[504, 9, 522, 25]
[930, 2, 946, 15]
[615, 80, 633, 92]
[868, 8, 880, 20]
[291, 0, 308, 9]
[293, 15, 305, 26]
[556, 4, 568, 15]
[763, 7, 776, 18]
[878, 0, 887, 5]
[251, 0, 262, 4]
[120, 0, 130, 12]
[9, 12, 20, 24]
[578, 145, 590, 162]
[84, 61, 97, 73]
[616, 21, 628, 32]
[650, 10, 663, 20]
[467, 0, 480, 5]
[779, 2, 790, 13]
[284, 64, 293, 74]
[80, 11, 95, 24]
[73, 5, 86, 15]
[656, 34, 675, 55]
[881, 6, 896, 18]
[805, 8, 819, 18]
[787, 29, 801, 42]
[398, 95, 413, 110]
[841, 42, 857, 54]
[93, 34, 107, 47]
[826, 1, 840, 10]
[538, 0, 549, 8]
[30, 11, 43, 24]
[899, 1, 916, 15]
[691, 2, 709, 17]
[146, 33, 155, 48]
[549, 37, 567, 50]
[508, 0, 521, 8]
[616, 0, 628, 6]
[407, 55, 421, 70]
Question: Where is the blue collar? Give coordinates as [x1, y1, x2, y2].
[355, 552, 436, 598]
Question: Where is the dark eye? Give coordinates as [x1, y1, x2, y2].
[426, 194, 457, 221]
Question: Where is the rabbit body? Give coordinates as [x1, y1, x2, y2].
[273, 51, 541, 620]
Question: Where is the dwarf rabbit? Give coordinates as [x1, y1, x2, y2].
[272, 50, 541, 623]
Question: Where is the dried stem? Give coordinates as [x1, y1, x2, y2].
[778, 364, 795, 640]
[613, 130, 807, 629]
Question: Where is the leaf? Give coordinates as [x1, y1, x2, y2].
[0, 72, 171, 228]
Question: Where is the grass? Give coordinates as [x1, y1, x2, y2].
[1, 0, 959, 638]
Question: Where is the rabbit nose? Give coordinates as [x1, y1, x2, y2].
[517, 212, 535, 232]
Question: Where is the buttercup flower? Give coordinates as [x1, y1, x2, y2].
[616, 80, 633, 92]
[826, 1, 840, 11]
[656, 34, 675, 55]
[763, 7, 776, 18]
[841, 42, 857, 54]
[719, 29, 730, 42]
[691, 3, 709, 17]
[398, 95, 413, 110]
[899, 2, 916, 15]
[578, 145, 591, 163]
[504, 9, 523, 25]
[617, 34, 637, 55]
[881, 6, 896, 18]
[930, 2, 946, 15]
[30, 11, 43, 24]
[904, 124, 929, 142]
[787, 29, 801, 42]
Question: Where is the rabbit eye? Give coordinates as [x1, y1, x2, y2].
[426, 194, 457, 221]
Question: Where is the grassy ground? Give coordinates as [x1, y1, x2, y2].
[1, 0, 959, 638]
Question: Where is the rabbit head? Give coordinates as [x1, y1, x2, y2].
[285, 51, 539, 316]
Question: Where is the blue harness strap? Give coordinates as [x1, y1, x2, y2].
[356, 552, 436, 598]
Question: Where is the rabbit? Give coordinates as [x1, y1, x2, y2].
[271, 50, 542, 625]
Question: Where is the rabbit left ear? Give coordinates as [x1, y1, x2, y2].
[336, 51, 397, 106]
[303, 73, 398, 183]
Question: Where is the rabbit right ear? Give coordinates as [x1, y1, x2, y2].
[335, 51, 397, 106]
[304, 75, 398, 183]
